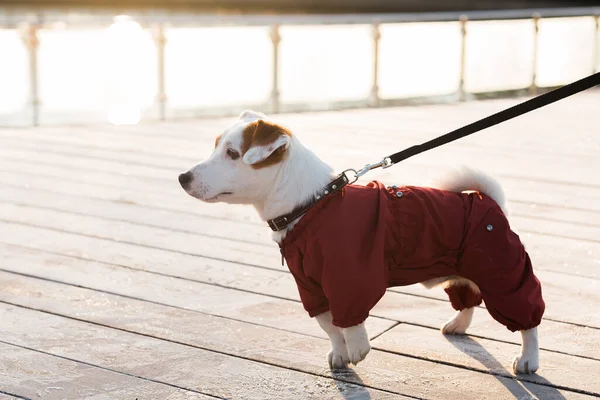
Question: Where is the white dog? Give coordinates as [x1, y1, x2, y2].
[179, 110, 544, 375]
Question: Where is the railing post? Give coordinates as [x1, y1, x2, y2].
[269, 24, 281, 114]
[154, 24, 167, 121]
[370, 22, 381, 107]
[458, 15, 468, 102]
[594, 14, 599, 74]
[530, 13, 541, 96]
[21, 21, 40, 126]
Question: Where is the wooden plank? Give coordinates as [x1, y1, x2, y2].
[386, 269, 600, 328]
[0, 185, 273, 245]
[1, 207, 599, 336]
[0, 135, 186, 169]
[371, 294, 600, 359]
[66, 118, 600, 160]
[512, 234, 600, 279]
[0, 178, 596, 275]
[0, 109, 583, 156]
[0, 342, 213, 400]
[1, 170, 598, 282]
[371, 324, 600, 396]
[331, 94, 600, 155]
[0, 394, 26, 400]
[1, 93, 598, 159]
[1, 205, 599, 331]
[2, 105, 600, 196]
[0, 304, 403, 400]
[2, 167, 598, 246]
[0, 274, 594, 400]
[3, 150, 600, 234]
[0, 147, 174, 181]
[1, 119, 598, 190]
[11, 96, 595, 150]
[4, 137, 600, 231]
[0, 190, 598, 285]
[0, 176, 589, 254]
[1, 241, 598, 360]
[0, 203, 278, 268]
[2, 128, 600, 225]
[1, 182, 599, 248]
[3, 137, 600, 214]
[0, 243, 393, 340]
[509, 201, 598, 227]
[0, 203, 598, 332]
[3, 123, 595, 174]
[0, 160, 265, 224]
[29, 93, 594, 151]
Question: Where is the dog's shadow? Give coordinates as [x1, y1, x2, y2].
[444, 334, 566, 400]
[328, 336, 565, 400]
[331, 368, 372, 400]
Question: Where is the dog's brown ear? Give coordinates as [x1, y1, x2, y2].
[242, 119, 292, 167]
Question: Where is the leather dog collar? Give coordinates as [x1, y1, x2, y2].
[266, 173, 350, 232]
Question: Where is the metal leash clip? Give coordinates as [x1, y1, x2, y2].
[343, 157, 393, 184]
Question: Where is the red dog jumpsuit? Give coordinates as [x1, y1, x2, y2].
[280, 181, 545, 331]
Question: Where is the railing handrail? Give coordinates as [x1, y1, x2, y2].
[1, 6, 600, 28]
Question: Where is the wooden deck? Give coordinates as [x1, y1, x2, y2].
[0, 90, 599, 400]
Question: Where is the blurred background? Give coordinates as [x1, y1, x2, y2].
[0, 0, 599, 127]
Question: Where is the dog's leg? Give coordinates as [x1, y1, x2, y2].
[315, 311, 350, 369]
[441, 278, 481, 335]
[342, 322, 371, 366]
[441, 307, 475, 335]
[512, 327, 539, 374]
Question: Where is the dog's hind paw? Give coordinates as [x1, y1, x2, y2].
[513, 353, 539, 375]
[327, 347, 350, 369]
[441, 308, 474, 335]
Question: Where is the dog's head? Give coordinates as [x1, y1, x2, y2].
[178, 110, 292, 205]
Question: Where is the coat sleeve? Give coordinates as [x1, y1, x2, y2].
[284, 244, 330, 318]
[316, 229, 389, 329]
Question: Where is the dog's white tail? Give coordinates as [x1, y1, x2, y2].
[429, 166, 509, 215]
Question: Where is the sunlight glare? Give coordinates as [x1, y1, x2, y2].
[105, 15, 154, 125]
[0, 30, 29, 114]
[536, 17, 596, 86]
[165, 26, 272, 108]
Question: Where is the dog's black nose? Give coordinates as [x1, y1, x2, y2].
[178, 171, 193, 187]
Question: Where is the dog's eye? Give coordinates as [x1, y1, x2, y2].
[227, 149, 240, 160]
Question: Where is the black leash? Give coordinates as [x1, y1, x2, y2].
[386, 72, 600, 166]
[268, 72, 600, 232]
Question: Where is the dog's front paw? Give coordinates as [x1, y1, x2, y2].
[347, 339, 371, 365]
[327, 346, 350, 369]
[343, 324, 371, 366]
[512, 353, 539, 374]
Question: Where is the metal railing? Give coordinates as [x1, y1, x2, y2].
[1, 6, 599, 126]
